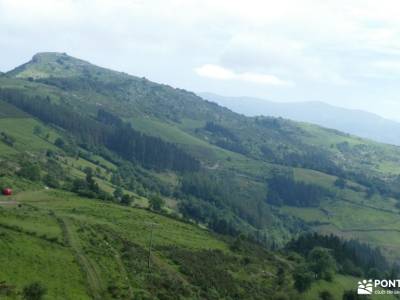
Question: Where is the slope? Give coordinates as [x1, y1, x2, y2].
[0, 189, 394, 299]
[2, 52, 400, 260]
[200, 92, 400, 146]
[1, 54, 400, 298]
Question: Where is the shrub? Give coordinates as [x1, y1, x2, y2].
[319, 290, 334, 300]
[22, 282, 46, 300]
[293, 265, 313, 292]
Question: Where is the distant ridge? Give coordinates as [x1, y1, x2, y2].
[200, 92, 400, 146]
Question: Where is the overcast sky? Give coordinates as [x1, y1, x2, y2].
[1, 0, 400, 120]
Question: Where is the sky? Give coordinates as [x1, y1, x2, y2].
[1, 0, 400, 120]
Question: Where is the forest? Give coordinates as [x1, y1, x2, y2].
[266, 174, 332, 207]
[0, 88, 199, 172]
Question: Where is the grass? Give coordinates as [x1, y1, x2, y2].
[294, 168, 337, 189]
[0, 189, 285, 299]
[0, 206, 62, 242]
[0, 100, 29, 118]
[0, 141, 17, 155]
[0, 118, 57, 152]
[17, 190, 228, 251]
[0, 228, 89, 299]
[1, 187, 398, 299]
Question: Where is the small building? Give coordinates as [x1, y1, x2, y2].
[2, 188, 12, 196]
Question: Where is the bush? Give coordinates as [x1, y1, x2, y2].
[18, 162, 41, 181]
[22, 282, 46, 300]
[120, 194, 134, 206]
[319, 290, 334, 300]
[267, 175, 331, 207]
[43, 174, 60, 188]
[334, 178, 346, 189]
[149, 195, 165, 212]
[342, 289, 366, 300]
[293, 265, 313, 292]
[0, 132, 15, 147]
[308, 247, 336, 280]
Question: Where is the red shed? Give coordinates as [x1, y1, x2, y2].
[2, 188, 12, 196]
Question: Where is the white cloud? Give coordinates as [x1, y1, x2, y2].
[2, 0, 400, 118]
[195, 64, 291, 86]
[372, 60, 400, 71]
[195, 64, 235, 80]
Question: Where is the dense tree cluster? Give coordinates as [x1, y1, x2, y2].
[287, 233, 392, 277]
[178, 197, 240, 236]
[17, 162, 41, 182]
[292, 247, 336, 293]
[280, 150, 343, 176]
[204, 122, 239, 142]
[203, 122, 248, 154]
[111, 164, 172, 197]
[179, 171, 273, 235]
[267, 175, 332, 207]
[71, 167, 112, 200]
[214, 139, 248, 155]
[181, 172, 227, 206]
[0, 89, 199, 172]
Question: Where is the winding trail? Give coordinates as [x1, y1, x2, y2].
[87, 225, 134, 299]
[0, 200, 18, 206]
[58, 216, 104, 300]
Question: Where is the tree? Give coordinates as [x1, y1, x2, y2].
[286, 233, 389, 277]
[33, 125, 43, 135]
[308, 247, 336, 280]
[319, 290, 334, 300]
[230, 234, 246, 252]
[149, 195, 165, 211]
[54, 137, 65, 148]
[84, 167, 99, 193]
[367, 268, 380, 279]
[0, 132, 15, 147]
[22, 282, 46, 300]
[334, 178, 346, 189]
[276, 266, 285, 286]
[18, 162, 41, 181]
[120, 194, 133, 206]
[113, 187, 123, 200]
[267, 175, 331, 207]
[43, 174, 59, 188]
[293, 265, 313, 292]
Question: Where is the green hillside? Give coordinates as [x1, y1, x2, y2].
[1, 52, 400, 299]
[1, 190, 395, 299]
[0, 189, 279, 299]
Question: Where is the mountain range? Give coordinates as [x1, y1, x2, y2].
[200, 92, 400, 146]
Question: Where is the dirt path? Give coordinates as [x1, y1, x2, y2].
[101, 236, 134, 299]
[83, 224, 134, 299]
[58, 217, 104, 300]
[0, 200, 18, 206]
